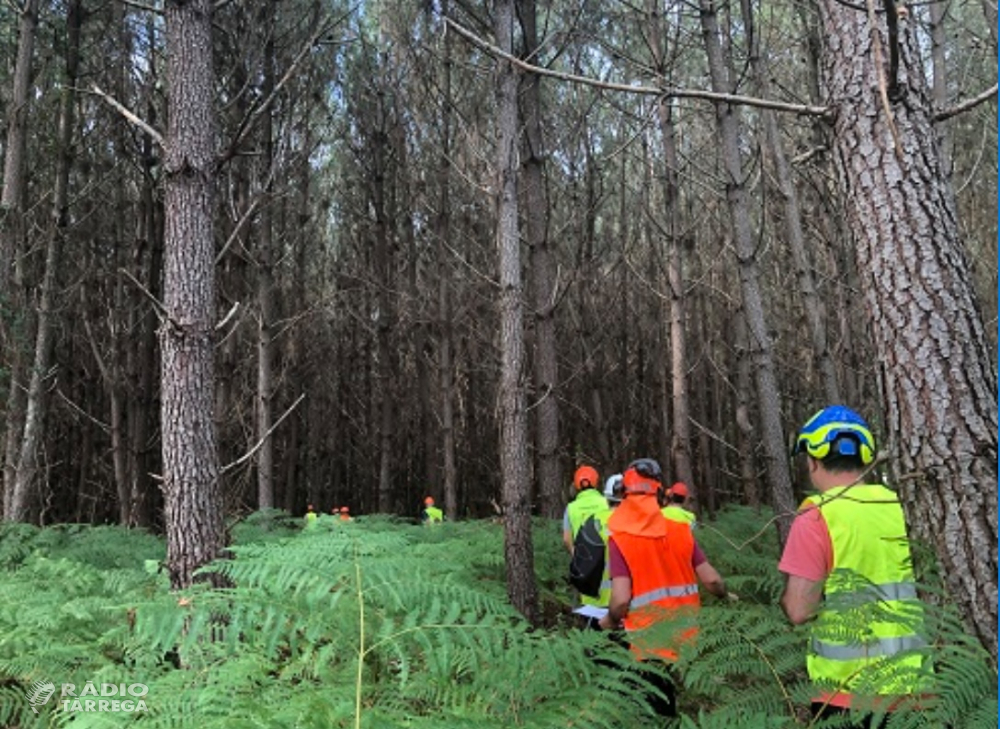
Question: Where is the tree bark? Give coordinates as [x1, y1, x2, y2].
[1, 0, 40, 520]
[256, 14, 277, 511]
[698, 0, 797, 542]
[162, 0, 225, 589]
[495, 0, 538, 624]
[647, 0, 694, 492]
[817, 0, 998, 658]
[518, 0, 561, 519]
[436, 0, 458, 521]
[9, 0, 81, 522]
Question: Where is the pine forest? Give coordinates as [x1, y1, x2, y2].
[0, 0, 996, 726]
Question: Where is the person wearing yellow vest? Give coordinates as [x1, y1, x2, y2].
[304, 504, 318, 530]
[779, 405, 930, 727]
[599, 458, 729, 718]
[563, 464, 613, 629]
[660, 482, 697, 526]
[422, 496, 444, 524]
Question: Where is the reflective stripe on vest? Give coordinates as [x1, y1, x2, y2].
[812, 634, 928, 661]
[802, 484, 929, 696]
[631, 583, 699, 609]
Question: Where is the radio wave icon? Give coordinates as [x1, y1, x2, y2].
[25, 680, 56, 714]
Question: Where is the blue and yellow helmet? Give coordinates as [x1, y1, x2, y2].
[792, 405, 876, 465]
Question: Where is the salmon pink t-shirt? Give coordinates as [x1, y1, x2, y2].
[778, 505, 833, 581]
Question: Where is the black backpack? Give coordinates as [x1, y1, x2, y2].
[568, 515, 606, 597]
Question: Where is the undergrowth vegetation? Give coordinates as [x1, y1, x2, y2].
[0, 507, 995, 728]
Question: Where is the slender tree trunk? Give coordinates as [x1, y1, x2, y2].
[1, 0, 40, 520]
[929, 0, 952, 178]
[733, 309, 760, 508]
[817, 0, 998, 658]
[518, 0, 561, 519]
[162, 0, 225, 589]
[647, 0, 694, 491]
[495, 0, 537, 624]
[699, 0, 796, 542]
[9, 0, 81, 522]
[742, 0, 841, 405]
[256, 17, 277, 511]
[436, 1, 458, 520]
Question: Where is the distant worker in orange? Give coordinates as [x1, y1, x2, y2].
[661, 482, 697, 526]
[422, 496, 444, 524]
[339, 506, 352, 521]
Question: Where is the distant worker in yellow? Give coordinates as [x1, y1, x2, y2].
[422, 496, 444, 524]
[661, 482, 697, 526]
[304, 504, 318, 529]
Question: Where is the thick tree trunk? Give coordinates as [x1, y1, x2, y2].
[162, 0, 225, 589]
[495, 0, 538, 624]
[817, 0, 998, 658]
[699, 0, 796, 542]
[518, 0, 561, 519]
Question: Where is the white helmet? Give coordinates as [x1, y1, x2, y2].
[604, 474, 624, 503]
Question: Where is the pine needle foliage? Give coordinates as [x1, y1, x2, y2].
[0, 507, 995, 729]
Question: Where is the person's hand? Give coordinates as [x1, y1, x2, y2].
[598, 614, 616, 630]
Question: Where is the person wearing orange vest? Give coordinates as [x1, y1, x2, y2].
[599, 458, 729, 718]
[780, 406, 930, 727]
[339, 506, 352, 521]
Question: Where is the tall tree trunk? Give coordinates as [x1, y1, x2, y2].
[1, 0, 40, 520]
[647, 0, 694, 491]
[256, 15, 277, 511]
[495, 0, 537, 624]
[436, 1, 458, 520]
[699, 0, 796, 542]
[162, 0, 225, 589]
[817, 0, 998, 658]
[929, 0, 953, 178]
[742, 0, 841, 405]
[10, 0, 81, 522]
[518, 0, 561, 519]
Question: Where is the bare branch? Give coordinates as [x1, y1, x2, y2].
[90, 84, 164, 147]
[935, 83, 998, 122]
[444, 17, 831, 117]
[221, 393, 306, 474]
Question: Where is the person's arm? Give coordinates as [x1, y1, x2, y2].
[780, 574, 823, 625]
[599, 576, 632, 630]
[695, 560, 727, 598]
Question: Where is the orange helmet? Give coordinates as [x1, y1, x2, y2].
[573, 465, 599, 491]
[622, 458, 663, 495]
[424, 496, 435, 506]
[670, 482, 689, 498]
[340, 506, 349, 513]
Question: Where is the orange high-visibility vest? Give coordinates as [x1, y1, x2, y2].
[614, 519, 700, 661]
